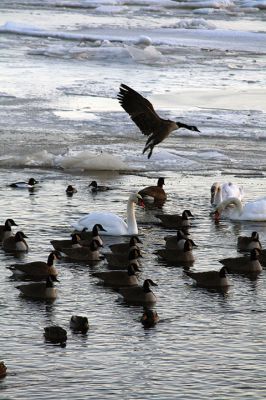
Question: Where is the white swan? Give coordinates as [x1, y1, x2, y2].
[72, 193, 144, 236]
[215, 197, 266, 221]
[211, 182, 244, 206]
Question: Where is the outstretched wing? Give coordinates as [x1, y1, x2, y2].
[117, 84, 162, 136]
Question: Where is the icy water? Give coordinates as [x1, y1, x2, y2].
[0, 0, 266, 399]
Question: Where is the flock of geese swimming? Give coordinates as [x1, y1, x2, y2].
[0, 177, 266, 356]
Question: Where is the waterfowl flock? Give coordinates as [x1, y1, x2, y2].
[1, 173, 266, 379]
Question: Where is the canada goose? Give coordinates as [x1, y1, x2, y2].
[109, 235, 142, 255]
[185, 266, 230, 288]
[118, 279, 157, 304]
[138, 177, 167, 203]
[89, 180, 110, 192]
[8, 251, 61, 279]
[157, 239, 195, 264]
[16, 275, 58, 299]
[61, 239, 103, 261]
[72, 193, 145, 236]
[164, 229, 191, 250]
[0, 218, 17, 242]
[70, 316, 89, 333]
[51, 233, 82, 252]
[92, 262, 140, 288]
[66, 185, 77, 196]
[106, 248, 142, 270]
[0, 362, 7, 378]
[10, 178, 38, 188]
[219, 248, 262, 274]
[237, 231, 262, 252]
[71, 224, 106, 246]
[211, 182, 244, 206]
[44, 326, 67, 345]
[155, 209, 194, 229]
[141, 309, 159, 328]
[3, 231, 29, 252]
[117, 84, 200, 159]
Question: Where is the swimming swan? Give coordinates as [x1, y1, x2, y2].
[211, 182, 244, 206]
[72, 193, 144, 236]
[215, 197, 266, 221]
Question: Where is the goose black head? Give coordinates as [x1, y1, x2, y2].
[143, 279, 158, 292]
[15, 231, 28, 241]
[251, 231, 259, 241]
[92, 224, 106, 234]
[157, 177, 165, 187]
[182, 209, 194, 219]
[176, 122, 200, 133]
[5, 218, 17, 227]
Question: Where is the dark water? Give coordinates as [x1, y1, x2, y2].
[0, 168, 266, 399]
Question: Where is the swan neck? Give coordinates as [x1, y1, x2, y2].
[217, 197, 243, 213]
[127, 198, 138, 235]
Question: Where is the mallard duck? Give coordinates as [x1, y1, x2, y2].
[108, 235, 142, 255]
[61, 239, 103, 261]
[89, 181, 110, 192]
[106, 248, 142, 270]
[66, 185, 77, 196]
[16, 275, 58, 299]
[237, 231, 262, 252]
[155, 210, 194, 229]
[157, 239, 195, 264]
[117, 84, 200, 159]
[0, 218, 18, 242]
[140, 309, 159, 328]
[0, 362, 7, 378]
[185, 266, 230, 288]
[138, 177, 166, 203]
[92, 262, 140, 288]
[44, 326, 67, 345]
[118, 279, 157, 304]
[8, 251, 61, 279]
[219, 248, 262, 274]
[3, 231, 29, 252]
[70, 316, 89, 333]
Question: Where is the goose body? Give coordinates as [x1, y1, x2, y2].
[3, 231, 29, 252]
[0, 219, 17, 242]
[211, 182, 244, 206]
[155, 210, 193, 229]
[61, 240, 102, 261]
[237, 231, 262, 251]
[157, 239, 195, 264]
[118, 279, 157, 304]
[9, 251, 61, 279]
[117, 84, 200, 159]
[138, 177, 166, 203]
[72, 193, 144, 236]
[215, 197, 266, 221]
[109, 235, 142, 255]
[164, 229, 190, 250]
[51, 233, 82, 252]
[70, 316, 89, 333]
[219, 249, 262, 274]
[16, 275, 58, 299]
[10, 178, 38, 189]
[93, 263, 140, 287]
[185, 266, 230, 288]
[106, 248, 141, 270]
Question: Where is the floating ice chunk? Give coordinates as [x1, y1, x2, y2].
[60, 150, 128, 171]
[135, 36, 153, 46]
[170, 18, 216, 29]
[126, 45, 164, 64]
[95, 5, 126, 13]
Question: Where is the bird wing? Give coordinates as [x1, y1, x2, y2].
[117, 84, 162, 136]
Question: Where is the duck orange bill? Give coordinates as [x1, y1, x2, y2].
[138, 199, 145, 208]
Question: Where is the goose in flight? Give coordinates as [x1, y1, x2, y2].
[117, 84, 200, 159]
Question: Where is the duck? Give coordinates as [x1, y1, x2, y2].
[211, 182, 244, 206]
[117, 84, 200, 159]
[72, 193, 145, 236]
[155, 210, 194, 229]
[106, 248, 142, 270]
[0, 362, 7, 378]
[118, 279, 157, 304]
[109, 235, 142, 255]
[8, 251, 61, 279]
[214, 196, 266, 221]
[70, 316, 89, 333]
[184, 266, 230, 289]
[0, 218, 18, 242]
[89, 180, 110, 192]
[3, 231, 29, 252]
[219, 248, 262, 274]
[157, 239, 195, 264]
[237, 231, 262, 252]
[92, 262, 140, 288]
[44, 326, 67, 345]
[9, 177, 39, 189]
[66, 185, 77, 196]
[16, 275, 58, 299]
[141, 309, 159, 328]
[164, 229, 191, 250]
[138, 177, 166, 203]
[61, 239, 103, 261]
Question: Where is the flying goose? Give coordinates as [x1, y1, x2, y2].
[117, 84, 200, 158]
[138, 177, 167, 203]
[219, 248, 262, 274]
[237, 231, 262, 252]
[0, 218, 17, 242]
[155, 209, 194, 229]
